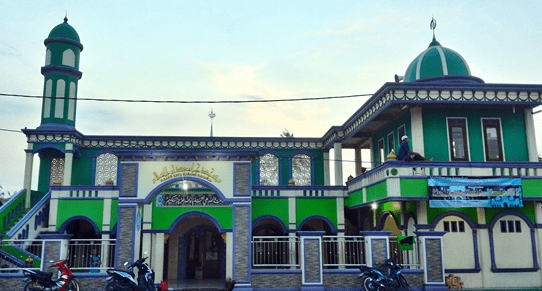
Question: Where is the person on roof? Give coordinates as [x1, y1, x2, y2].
[397, 136, 432, 162]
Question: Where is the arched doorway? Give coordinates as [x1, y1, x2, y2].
[179, 225, 225, 280]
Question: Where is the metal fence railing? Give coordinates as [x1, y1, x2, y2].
[389, 236, 421, 269]
[322, 236, 366, 268]
[252, 236, 300, 268]
[0, 239, 46, 273]
[67, 239, 116, 273]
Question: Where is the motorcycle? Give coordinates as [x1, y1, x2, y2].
[359, 257, 411, 291]
[21, 259, 80, 291]
[104, 254, 155, 291]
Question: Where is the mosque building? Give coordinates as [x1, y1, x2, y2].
[0, 17, 542, 291]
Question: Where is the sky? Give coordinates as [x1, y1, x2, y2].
[1, 1, 542, 194]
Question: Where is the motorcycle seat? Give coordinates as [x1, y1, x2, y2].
[34, 271, 54, 278]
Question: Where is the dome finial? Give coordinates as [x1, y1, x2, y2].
[428, 16, 440, 47]
[64, 12, 68, 23]
[430, 15, 437, 39]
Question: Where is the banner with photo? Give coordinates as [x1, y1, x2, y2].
[428, 177, 522, 208]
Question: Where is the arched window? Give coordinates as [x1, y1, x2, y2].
[43, 79, 53, 118]
[45, 49, 51, 65]
[55, 79, 65, 118]
[62, 49, 75, 67]
[50, 158, 65, 185]
[292, 154, 311, 186]
[68, 82, 76, 121]
[96, 153, 118, 185]
[259, 153, 278, 186]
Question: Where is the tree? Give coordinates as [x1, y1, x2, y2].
[280, 128, 294, 138]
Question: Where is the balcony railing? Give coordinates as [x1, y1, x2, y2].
[50, 185, 119, 199]
[347, 160, 542, 192]
[68, 239, 116, 272]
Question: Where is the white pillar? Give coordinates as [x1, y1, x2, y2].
[225, 232, 233, 279]
[24, 149, 34, 208]
[63, 152, 73, 186]
[334, 142, 343, 186]
[288, 197, 297, 269]
[324, 151, 330, 186]
[410, 107, 425, 154]
[524, 108, 539, 162]
[477, 207, 491, 288]
[355, 147, 362, 176]
[368, 138, 374, 170]
[100, 234, 111, 271]
[416, 201, 428, 225]
[152, 233, 165, 283]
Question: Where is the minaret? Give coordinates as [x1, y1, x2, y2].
[39, 16, 83, 129]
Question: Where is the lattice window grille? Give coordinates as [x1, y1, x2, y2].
[96, 153, 118, 185]
[292, 154, 311, 186]
[50, 158, 65, 185]
[260, 153, 279, 186]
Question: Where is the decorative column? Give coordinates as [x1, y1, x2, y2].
[62, 144, 74, 186]
[415, 231, 447, 291]
[289, 196, 297, 269]
[360, 231, 391, 267]
[225, 231, 234, 279]
[410, 107, 425, 155]
[233, 202, 252, 291]
[152, 233, 165, 284]
[141, 204, 153, 263]
[298, 231, 325, 291]
[336, 198, 346, 268]
[524, 108, 539, 162]
[323, 151, 330, 186]
[354, 147, 362, 176]
[116, 204, 138, 266]
[333, 142, 343, 186]
[24, 149, 34, 208]
[368, 137, 374, 169]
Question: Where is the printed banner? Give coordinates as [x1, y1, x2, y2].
[428, 177, 522, 208]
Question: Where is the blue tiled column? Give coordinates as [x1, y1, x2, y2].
[298, 231, 325, 291]
[360, 231, 392, 267]
[415, 231, 447, 291]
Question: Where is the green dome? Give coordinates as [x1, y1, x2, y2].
[48, 17, 80, 42]
[404, 37, 470, 82]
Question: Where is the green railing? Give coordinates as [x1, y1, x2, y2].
[0, 190, 27, 235]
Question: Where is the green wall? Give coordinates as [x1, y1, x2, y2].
[426, 205, 478, 225]
[345, 189, 363, 207]
[56, 199, 104, 231]
[484, 201, 536, 225]
[71, 148, 101, 186]
[522, 179, 542, 197]
[423, 108, 528, 162]
[372, 113, 411, 166]
[151, 199, 233, 230]
[296, 198, 337, 229]
[400, 179, 428, 197]
[366, 181, 387, 201]
[251, 198, 289, 227]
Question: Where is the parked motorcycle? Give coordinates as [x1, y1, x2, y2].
[21, 259, 80, 291]
[104, 254, 155, 291]
[359, 257, 411, 291]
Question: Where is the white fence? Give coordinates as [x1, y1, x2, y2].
[67, 239, 116, 272]
[322, 236, 366, 268]
[389, 236, 421, 269]
[252, 236, 300, 268]
[0, 239, 46, 273]
[0, 239, 116, 274]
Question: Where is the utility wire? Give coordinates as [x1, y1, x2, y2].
[0, 92, 373, 104]
[0, 128, 21, 133]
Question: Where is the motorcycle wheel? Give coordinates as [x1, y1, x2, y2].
[105, 280, 134, 291]
[399, 276, 412, 291]
[361, 276, 381, 291]
[23, 281, 42, 291]
[66, 278, 80, 291]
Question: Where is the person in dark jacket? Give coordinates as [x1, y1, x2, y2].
[397, 136, 432, 161]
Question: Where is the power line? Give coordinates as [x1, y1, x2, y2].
[0, 128, 20, 133]
[0, 92, 373, 104]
